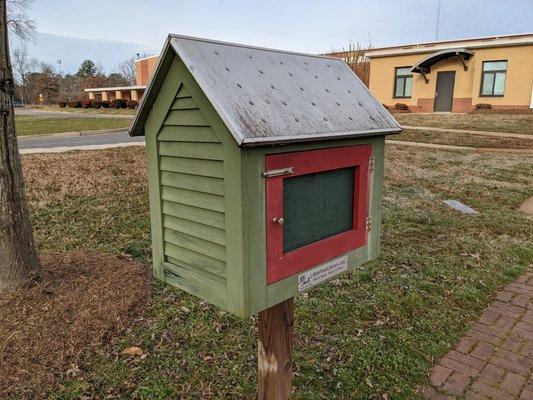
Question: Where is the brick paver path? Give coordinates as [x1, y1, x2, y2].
[421, 269, 533, 399]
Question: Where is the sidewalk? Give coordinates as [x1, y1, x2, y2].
[421, 269, 533, 399]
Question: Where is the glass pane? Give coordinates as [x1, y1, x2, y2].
[493, 72, 506, 95]
[396, 67, 412, 76]
[483, 61, 507, 71]
[404, 77, 413, 97]
[283, 167, 354, 253]
[395, 78, 405, 97]
[481, 73, 494, 95]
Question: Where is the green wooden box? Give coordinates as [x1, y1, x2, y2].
[130, 35, 401, 318]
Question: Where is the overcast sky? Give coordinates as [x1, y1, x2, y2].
[32, 0, 532, 53]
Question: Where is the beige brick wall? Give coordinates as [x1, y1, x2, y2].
[368, 44, 533, 112]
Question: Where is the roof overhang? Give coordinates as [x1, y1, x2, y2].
[411, 48, 474, 74]
[365, 33, 533, 58]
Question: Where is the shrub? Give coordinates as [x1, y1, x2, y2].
[475, 103, 492, 110]
[100, 101, 110, 108]
[127, 100, 139, 109]
[81, 99, 92, 109]
[58, 101, 67, 108]
[382, 103, 390, 109]
[91, 100, 103, 109]
[68, 100, 81, 108]
[110, 99, 127, 109]
[394, 103, 409, 111]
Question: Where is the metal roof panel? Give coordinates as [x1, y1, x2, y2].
[169, 35, 400, 145]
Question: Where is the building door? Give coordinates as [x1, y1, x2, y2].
[434, 71, 455, 112]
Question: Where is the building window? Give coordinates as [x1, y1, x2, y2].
[480, 61, 507, 97]
[394, 67, 413, 98]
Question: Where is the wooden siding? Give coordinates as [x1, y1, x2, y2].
[157, 84, 227, 301]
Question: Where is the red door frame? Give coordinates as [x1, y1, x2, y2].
[265, 145, 372, 284]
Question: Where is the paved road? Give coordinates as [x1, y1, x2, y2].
[19, 129, 144, 153]
[15, 108, 134, 119]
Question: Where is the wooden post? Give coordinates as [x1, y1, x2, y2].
[258, 298, 294, 400]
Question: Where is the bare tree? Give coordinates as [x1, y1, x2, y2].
[6, 0, 35, 41]
[331, 37, 373, 87]
[118, 56, 136, 86]
[0, 0, 40, 292]
[11, 46, 37, 104]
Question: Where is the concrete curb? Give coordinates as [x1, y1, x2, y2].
[18, 128, 129, 140]
[402, 125, 533, 140]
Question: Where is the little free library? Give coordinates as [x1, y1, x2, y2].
[130, 34, 401, 318]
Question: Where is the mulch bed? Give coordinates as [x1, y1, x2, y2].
[0, 251, 151, 399]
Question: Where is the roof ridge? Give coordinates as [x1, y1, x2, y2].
[169, 33, 341, 61]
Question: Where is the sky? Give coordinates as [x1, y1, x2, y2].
[22, 0, 533, 72]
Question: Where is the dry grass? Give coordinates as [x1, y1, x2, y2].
[391, 129, 533, 149]
[0, 251, 151, 400]
[15, 146, 532, 399]
[394, 113, 533, 135]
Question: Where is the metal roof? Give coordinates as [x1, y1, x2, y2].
[411, 49, 474, 73]
[130, 35, 401, 145]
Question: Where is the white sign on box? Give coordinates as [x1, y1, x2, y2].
[297, 255, 348, 292]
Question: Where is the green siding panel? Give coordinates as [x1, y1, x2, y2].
[171, 97, 198, 110]
[158, 126, 220, 143]
[164, 228, 226, 261]
[162, 186, 225, 213]
[163, 214, 226, 246]
[164, 109, 210, 126]
[164, 268, 227, 309]
[161, 171, 224, 196]
[162, 200, 225, 230]
[164, 242, 226, 276]
[159, 141, 223, 160]
[153, 80, 228, 311]
[165, 259, 226, 285]
[160, 156, 224, 178]
[175, 86, 191, 98]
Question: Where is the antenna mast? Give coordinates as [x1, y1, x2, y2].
[435, 0, 442, 41]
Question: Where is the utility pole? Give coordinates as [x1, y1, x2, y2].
[56, 59, 62, 75]
[435, 0, 442, 41]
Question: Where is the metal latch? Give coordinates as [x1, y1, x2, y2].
[368, 156, 375, 172]
[365, 217, 372, 231]
[262, 167, 294, 178]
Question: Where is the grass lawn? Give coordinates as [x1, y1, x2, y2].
[394, 113, 533, 135]
[33, 106, 137, 116]
[390, 129, 533, 149]
[15, 116, 131, 136]
[20, 146, 532, 399]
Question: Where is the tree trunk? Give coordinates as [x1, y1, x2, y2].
[0, 0, 40, 292]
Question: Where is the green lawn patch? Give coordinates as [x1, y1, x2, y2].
[30, 106, 137, 116]
[20, 146, 532, 399]
[390, 129, 533, 149]
[394, 113, 533, 135]
[15, 116, 131, 136]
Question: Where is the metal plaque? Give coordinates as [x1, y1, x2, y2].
[298, 255, 348, 292]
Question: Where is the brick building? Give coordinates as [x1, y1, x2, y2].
[84, 55, 158, 102]
[364, 33, 533, 112]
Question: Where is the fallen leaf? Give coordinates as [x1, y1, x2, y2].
[121, 346, 144, 356]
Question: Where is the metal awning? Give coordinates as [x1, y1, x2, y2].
[411, 48, 474, 74]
